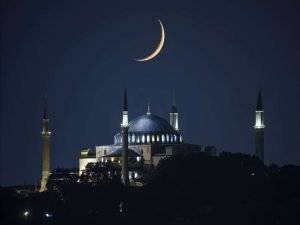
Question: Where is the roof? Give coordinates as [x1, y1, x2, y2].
[128, 114, 177, 134]
[104, 148, 141, 158]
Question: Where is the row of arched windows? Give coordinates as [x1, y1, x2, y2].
[114, 133, 183, 145]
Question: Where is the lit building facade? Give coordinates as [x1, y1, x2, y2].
[79, 90, 205, 184]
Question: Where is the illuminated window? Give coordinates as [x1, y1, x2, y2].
[180, 135, 183, 142]
[174, 135, 177, 142]
[157, 135, 160, 142]
[147, 134, 150, 143]
[152, 135, 155, 142]
[162, 134, 165, 143]
[134, 172, 138, 179]
[132, 134, 135, 143]
[137, 156, 141, 162]
[166, 134, 169, 143]
[128, 135, 131, 143]
[142, 135, 145, 143]
[170, 135, 173, 143]
[137, 135, 140, 143]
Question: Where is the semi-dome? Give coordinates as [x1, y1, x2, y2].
[128, 114, 176, 134]
[114, 113, 183, 145]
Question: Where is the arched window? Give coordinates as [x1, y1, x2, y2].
[180, 135, 183, 142]
[128, 134, 131, 143]
[166, 134, 169, 143]
[152, 135, 155, 142]
[142, 134, 145, 143]
[146, 134, 150, 143]
[132, 134, 135, 143]
[170, 135, 173, 143]
[162, 134, 165, 143]
[157, 135, 160, 142]
[174, 134, 177, 142]
[137, 135, 140, 143]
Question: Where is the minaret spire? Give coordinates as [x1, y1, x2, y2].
[256, 90, 263, 111]
[123, 88, 128, 112]
[121, 89, 128, 127]
[121, 89, 129, 186]
[43, 96, 48, 119]
[254, 90, 265, 162]
[40, 96, 51, 192]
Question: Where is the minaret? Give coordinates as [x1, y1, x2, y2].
[40, 96, 51, 192]
[121, 89, 129, 186]
[169, 99, 179, 131]
[254, 90, 265, 162]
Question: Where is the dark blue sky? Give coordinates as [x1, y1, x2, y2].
[1, 0, 300, 186]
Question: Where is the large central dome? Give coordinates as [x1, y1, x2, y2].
[113, 113, 182, 145]
[128, 114, 176, 134]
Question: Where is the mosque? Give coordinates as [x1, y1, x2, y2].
[40, 89, 264, 189]
[78, 90, 214, 184]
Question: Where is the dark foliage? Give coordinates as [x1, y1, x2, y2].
[1, 153, 300, 225]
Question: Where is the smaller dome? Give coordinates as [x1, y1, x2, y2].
[104, 148, 141, 158]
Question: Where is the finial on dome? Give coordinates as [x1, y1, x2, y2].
[146, 102, 151, 115]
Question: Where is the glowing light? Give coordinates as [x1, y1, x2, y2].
[119, 201, 124, 213]
[254, 111, 265, 129]
[23, 210, 29, 217]
[122, 113, 128, 127]
[45, 212, 53, 218]
[147, 134, 150, 143]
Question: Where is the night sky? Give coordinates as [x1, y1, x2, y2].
[1, 0, 300, 186]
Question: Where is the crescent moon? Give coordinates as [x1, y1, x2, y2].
[134, 19, 165, 62]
